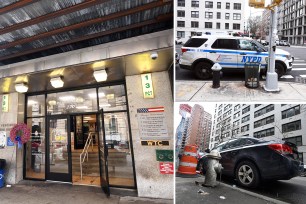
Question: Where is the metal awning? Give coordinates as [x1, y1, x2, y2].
[0, 0, 173, 65]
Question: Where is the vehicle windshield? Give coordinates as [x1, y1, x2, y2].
[251, 40, 268, 52]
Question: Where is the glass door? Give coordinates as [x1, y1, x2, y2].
[46, 115, 72, 182]
[97, 109, 110, 196]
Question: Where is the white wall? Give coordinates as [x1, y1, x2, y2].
[126, 71, 173, 199]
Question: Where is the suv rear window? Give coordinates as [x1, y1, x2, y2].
[184, 38, 208, 47]
[211, 39, 238, 50]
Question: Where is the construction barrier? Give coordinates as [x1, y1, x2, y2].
[177, 145, 198, 175]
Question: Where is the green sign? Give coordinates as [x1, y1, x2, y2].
[156, 149, 173, 162]
[2, 94, 9, 112]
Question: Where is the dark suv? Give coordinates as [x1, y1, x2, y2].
[200, 137, 303, 188]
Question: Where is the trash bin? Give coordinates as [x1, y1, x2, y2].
[0, 159, 6, 188]
[244, 63, 260, 88]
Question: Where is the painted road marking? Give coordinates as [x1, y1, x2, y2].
[292, 68, 306, 71]
[281, 75, 294, 79]
[293, 63, 306, 66]
[295, 57, 300, 59]
[294, 60, 305, 62]
[300, 75, 306, 78]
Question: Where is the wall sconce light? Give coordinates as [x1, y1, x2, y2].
[50, 76, 64, 88]
[93, 69, 107, 82]
[15, 83, 28, 93]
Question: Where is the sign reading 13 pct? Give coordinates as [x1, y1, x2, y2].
[141, 73, 154, 98]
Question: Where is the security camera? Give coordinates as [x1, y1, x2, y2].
[150, 52, 158, 60]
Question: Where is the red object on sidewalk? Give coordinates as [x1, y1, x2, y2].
[159, 162, 174, 174]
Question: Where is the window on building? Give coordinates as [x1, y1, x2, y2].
[217, 12, 221, 19]
[191, 21, 199, 28]
[241, 115, 250, 123]
[282, 120, 301, 133]
[212, 39, 238, 49]
[205, 1, 213, 8]
[282, 105, 300, 119]
[234, 3, 241, 10]
[191, 11, 199, 18]
[232, 23, 239, 29]
[254, 115, 275, 128]
[241, 124, 249, 132]
[216, 22, 220, 29]
[205, 12, 213, 19]
[177, 31, 185, 38]
[226, 2, 230, 9]
[225, 23, 229, 29]
[254, 127, 275, 138]
[283, 136, 302, 146]
[177, 21, 185, 27]
[234, 104, 241, 111]
[178, 0, 185, 7]
[233, 111, 240, 119]
[205, 22, 213, 28]
[242, 106, 250, 115]
[232, 128, 239, 135]
[233, 13, 241, 20]
[225, 13, 230, 19]
[191, 1, 199, 7]
[255, 104, 261, 108]
[177, 10, 185, 17]
[217, 2, 221, 9]
[254, 104, 274, 118]
[233, 120, 240, 127]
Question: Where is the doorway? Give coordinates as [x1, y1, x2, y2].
[46, 115, 72, 182]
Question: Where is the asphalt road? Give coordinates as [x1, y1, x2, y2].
[176, 45, 306, 82]
[221, 175, 306, 204]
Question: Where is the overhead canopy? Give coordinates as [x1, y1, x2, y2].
[0, 0, 173, 65]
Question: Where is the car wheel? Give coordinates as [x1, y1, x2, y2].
[275, 62, 285, 77]
[194, 62, 212, 79]
[235, 161, 260, 188]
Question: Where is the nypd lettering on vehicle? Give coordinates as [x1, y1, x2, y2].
[241, 56, 262, 63]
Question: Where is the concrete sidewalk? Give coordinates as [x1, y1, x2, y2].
[0, 181, 173, 204]
[176, 80, 306, 102]
[176, 176, 288, 204]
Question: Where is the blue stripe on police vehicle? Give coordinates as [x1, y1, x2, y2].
[196, 49, 287, 58]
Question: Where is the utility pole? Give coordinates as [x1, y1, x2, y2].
[249, 0, 282, 92]
[264, 1, 282, 92]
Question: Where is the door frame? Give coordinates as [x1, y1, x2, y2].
[46, 115, 72, 182]
[97, 109, 110, 196]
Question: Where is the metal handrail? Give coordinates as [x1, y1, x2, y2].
[80, 132, 94, 180]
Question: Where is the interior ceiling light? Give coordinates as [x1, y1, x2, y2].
[48, 100, 57, 106]
[15, 83, 28, 93]
[50, 77, 64, 88]
[88, 92, 105, 98]
[93, 69, 107, 82]
[106, 94, 115, 99]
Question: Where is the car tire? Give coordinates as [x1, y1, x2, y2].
[235, 161, 260, 188]
[194, 61, 212, 79]
[275, 62, 285, 77]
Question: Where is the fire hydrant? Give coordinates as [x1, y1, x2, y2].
[203, 150, 223, 187]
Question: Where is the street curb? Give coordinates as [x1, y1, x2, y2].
[176, 80, 305, 85]
[219, 182, 290, 204]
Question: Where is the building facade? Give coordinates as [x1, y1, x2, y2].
[186, 104, 212, 152]
[176, 0, 245, 42]
[277, 0, 306, 44]
[210, 104, 306, 164]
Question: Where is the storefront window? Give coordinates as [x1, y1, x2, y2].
[98, 85, 126, 112]
[25, 118, 45, 179]
[27, 95, 45, 117]
[47, 88, 98, 115]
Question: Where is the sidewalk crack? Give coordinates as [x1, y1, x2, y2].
[189, 83, 206, 101]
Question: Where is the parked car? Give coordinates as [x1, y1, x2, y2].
[176, 37, 183, 45]
[280, 40, 290, 47]
[175, 51, 180, 64]
[276, 40, 280, 46]
[199, 137, 303, 188]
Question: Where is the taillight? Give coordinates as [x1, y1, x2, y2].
[269, 143, 293, 155]
[181, 48, 187, 53]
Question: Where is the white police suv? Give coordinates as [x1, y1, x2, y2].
[179, 35, 293, 79]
